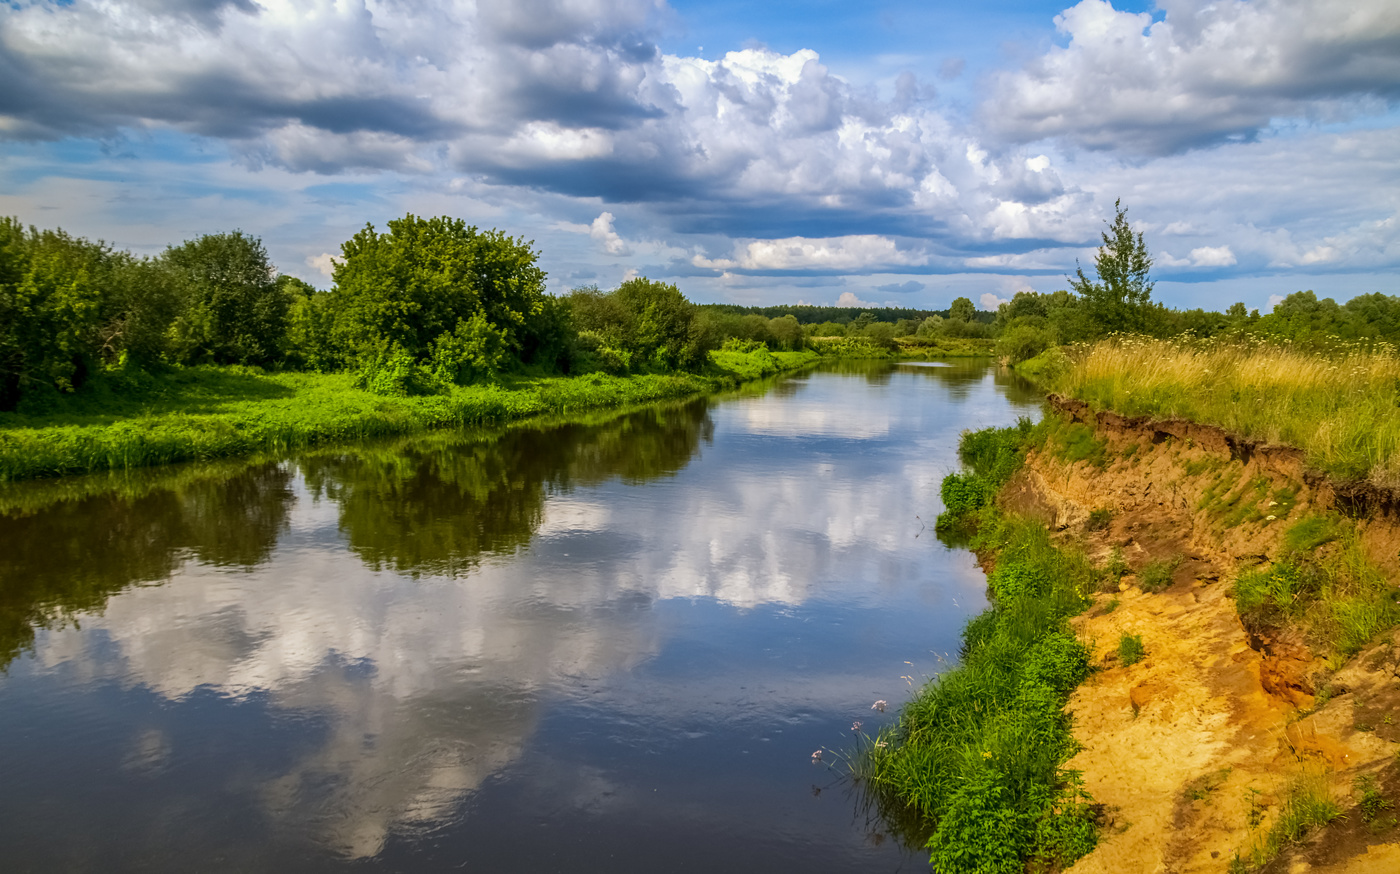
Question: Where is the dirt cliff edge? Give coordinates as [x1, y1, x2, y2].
[1014, 401, 1400, 873]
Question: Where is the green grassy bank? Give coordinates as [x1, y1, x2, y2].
[853, 420, 1101, 873]
[0, 348, 820, 482]
[1017, 336, 1400, 486]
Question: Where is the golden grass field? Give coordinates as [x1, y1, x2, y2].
[1048, 336, 1400, 486]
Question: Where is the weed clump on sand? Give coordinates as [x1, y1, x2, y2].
[857, 424, 1101, 873]
[1138, 553, 1184, 593]
[1233, 525, 1400, 663]
[1235, 775, 1342, 870]
[1085, 508, 1112, 531]
[1117, 633, 1145, 666]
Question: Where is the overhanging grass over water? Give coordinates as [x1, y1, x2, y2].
[853, 421, 1101, 873]
[0, 348, 818, 481]
[1041, 336, 1400, 485]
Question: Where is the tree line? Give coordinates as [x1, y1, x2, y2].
[3, 206, 1396, 412]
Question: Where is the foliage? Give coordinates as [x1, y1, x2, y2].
[995, 324, 1053, 365]
[1117, 632, 1145, 666]
[0, 220, 108, 410]
[353, 345, 448, 397]
[569, 278, 711, 372]
[164, 230, 291, 367]
[949, 296, 976, 323]
[1355, 773, 1393, 824]
[1238, 775, 1342, 870]
[1015, 346, 1071, 383]
[1085, 508, 1112, 531]
[935, 419, 1035, 532]
[0, 345, 820, 482]
[1284, 514, 1344, 552]
[329, 214, 547, 371]
[430, 311, 510, 385]
[854, 498, 1099, 873]
[1068, 200, 1159, 334]
[1232, 528, 1400, 662]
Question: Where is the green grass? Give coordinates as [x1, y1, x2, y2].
[1285, 514, 1345, 552]
[1085, 508, 1112, 531]
[0, 348, 820, 482]
[1355, 774, 1393, 825]
[855, 425, 1100, 873]
[1138, 553, 1184, 593]
[1237, 775, 1342, 871]
[1117, 632, 1146, 666]
[1233, 526, 1400, 663]
[1037, 416, 1109, 469]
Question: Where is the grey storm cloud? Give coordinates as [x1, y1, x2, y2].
[875, 280, 926, 295]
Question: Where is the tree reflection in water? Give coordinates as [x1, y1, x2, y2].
[301, 398, 713, 577]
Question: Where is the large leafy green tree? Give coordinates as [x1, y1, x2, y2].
[164, 231, 290, 366]
[329, 215, 547, 368]
[1069, 200, 1156, 334]
[948, 297, 976, 322]
[0, 220, 107, 409]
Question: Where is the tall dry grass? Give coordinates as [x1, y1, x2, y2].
[1052, 336, 1400, 485]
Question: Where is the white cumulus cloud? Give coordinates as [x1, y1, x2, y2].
[589, 212, 631, 256]
[986, 0, 1400, 154]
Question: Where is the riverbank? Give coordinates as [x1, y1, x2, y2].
[979, 400, 1400, 872]
[0, 348, 823, 481]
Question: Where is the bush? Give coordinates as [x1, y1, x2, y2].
[996, 325, 1053, 365]
[855, 494, 1099, 873]
[1016, 346, 1071, 383]
[164, 230, 291, 367]
[430, 311, 509, 384]
[353, 345, 447, 397]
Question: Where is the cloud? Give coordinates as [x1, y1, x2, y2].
[1267, 293, 1286, 312]
[875, 280, 925, 294]
[589, 211, 631, 256]
[1158, 245, 1237, 268]
[0, 2, 1103, 246]
[1188, 245, 1237, 267]
[985, 0, 1400, 154]
[307, 252, 339, 278]
[980, 292, 1010, 310]
[835, 291, 876, 307]
[692, 235, 930, 272]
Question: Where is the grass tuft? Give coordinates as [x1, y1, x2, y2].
[1117, 633, 1146, 666]
[1138, 553, 1184, 593]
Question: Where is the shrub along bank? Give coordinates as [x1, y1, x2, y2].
[853, 420, 1101, 873]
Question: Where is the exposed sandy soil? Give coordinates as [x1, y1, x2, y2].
[1010, 400, 1400, 873]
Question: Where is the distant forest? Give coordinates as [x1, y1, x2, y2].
[699, 303, 995, 325]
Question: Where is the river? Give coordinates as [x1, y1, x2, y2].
[0, 360, 1040, 873]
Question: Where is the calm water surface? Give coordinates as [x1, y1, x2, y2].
[0, 361, 1040, 872]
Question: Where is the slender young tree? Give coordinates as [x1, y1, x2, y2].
[1069, 199, 1156, 334]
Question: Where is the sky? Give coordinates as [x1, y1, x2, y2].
[1, 0, 1397, 313]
